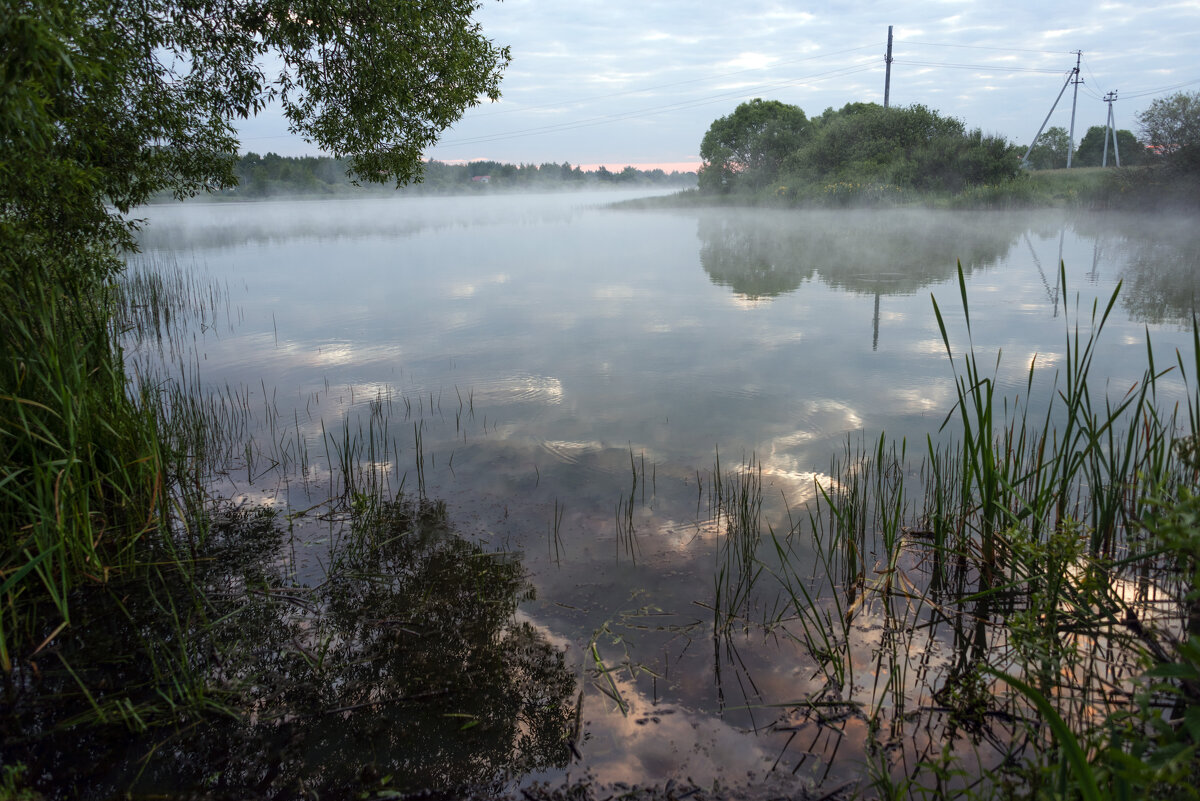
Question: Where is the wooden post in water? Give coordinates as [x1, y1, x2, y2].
[872, 292, 880, 351]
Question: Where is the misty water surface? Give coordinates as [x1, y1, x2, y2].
[129, 190, 1200, 793]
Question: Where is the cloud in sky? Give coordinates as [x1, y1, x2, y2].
[234, 0, 1200, 171]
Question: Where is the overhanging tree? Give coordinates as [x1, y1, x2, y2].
[1, 0, 511, 282]
[0, 0, 509, 673]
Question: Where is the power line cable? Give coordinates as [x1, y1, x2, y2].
[1117, 77, 1200, 99]
[1080, 59, 1109, 99]
[894, 39, 1075, 56]
[1076, 55, 1199, 101]
[893, 59, 1065, 74]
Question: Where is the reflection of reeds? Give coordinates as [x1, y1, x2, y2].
[117, 259, 482, 526]
[615, 445, 643, 563]
[548, 498, 564, 564]
[765, 265, 1199, 796]
[708, 449, 766, 633]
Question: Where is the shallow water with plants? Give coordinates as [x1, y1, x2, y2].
[8, 190, 1200, 798]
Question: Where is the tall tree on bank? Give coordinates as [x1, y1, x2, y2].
[1026, 126, 1073, 170]
[1073, 125, 1146, 167]
[699, 99, 809, 194]
[1138, 90, 1200, 173]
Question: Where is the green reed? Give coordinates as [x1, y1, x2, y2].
[1, 270, 168, 672]
[3, 253, 407, 702]
[710, 450, 766, 631]
[768, 263, 1200, 797]
[615, 445, 642, 563]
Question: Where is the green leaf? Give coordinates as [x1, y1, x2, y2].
[984, 667, 1103, 801]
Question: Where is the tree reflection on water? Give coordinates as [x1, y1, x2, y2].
[697, 209, 1024, 300]
[4, 498, 575, 799]
[1108, 214, 1200, 328]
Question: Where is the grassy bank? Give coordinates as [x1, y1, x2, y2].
[0, 267, 168, 673]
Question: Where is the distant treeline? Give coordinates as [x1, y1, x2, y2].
[223, 153, 697, 197]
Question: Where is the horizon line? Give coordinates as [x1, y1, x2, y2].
[436, 157, 701, 173]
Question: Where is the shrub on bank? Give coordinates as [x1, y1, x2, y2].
[699, 101, 1022, 199]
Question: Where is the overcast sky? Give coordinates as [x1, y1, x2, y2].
[235, 0, 1200, 171]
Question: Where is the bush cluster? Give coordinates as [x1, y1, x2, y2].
[699, 100, 1021, 198]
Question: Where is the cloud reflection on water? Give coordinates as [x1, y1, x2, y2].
[126, 194, 1200, 795]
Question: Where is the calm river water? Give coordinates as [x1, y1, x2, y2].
[131, 190, 1200, 795]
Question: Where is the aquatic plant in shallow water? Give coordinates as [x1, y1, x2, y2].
[711, 449, 766, 632]
[0, 268, 169, 674]
[763, 265, 1200, 797]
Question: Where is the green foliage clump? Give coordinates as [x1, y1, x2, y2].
[698, 98, 810, 194]
[1003, 486, 1200, 801]
[0, 230, 168, 671]
[790, 103, 1020, 192]
[698, 100, 1021, 201]
[1025, 126, 1073, 170]
[1074, 125, 1148, 167]
[1139, 91, 1200, 174]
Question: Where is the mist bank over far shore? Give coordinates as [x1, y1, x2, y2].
[617, 165, 1200, 213]
[159, 153, 697, 202]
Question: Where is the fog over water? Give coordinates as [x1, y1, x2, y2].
[130, 190, 1200, 793]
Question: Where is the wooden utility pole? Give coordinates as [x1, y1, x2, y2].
[1021, 54, 1081, 168]
[884, 26, 894, 108]
[1066, 51, 1082, 168]
[1103, 91, 1120, 167]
